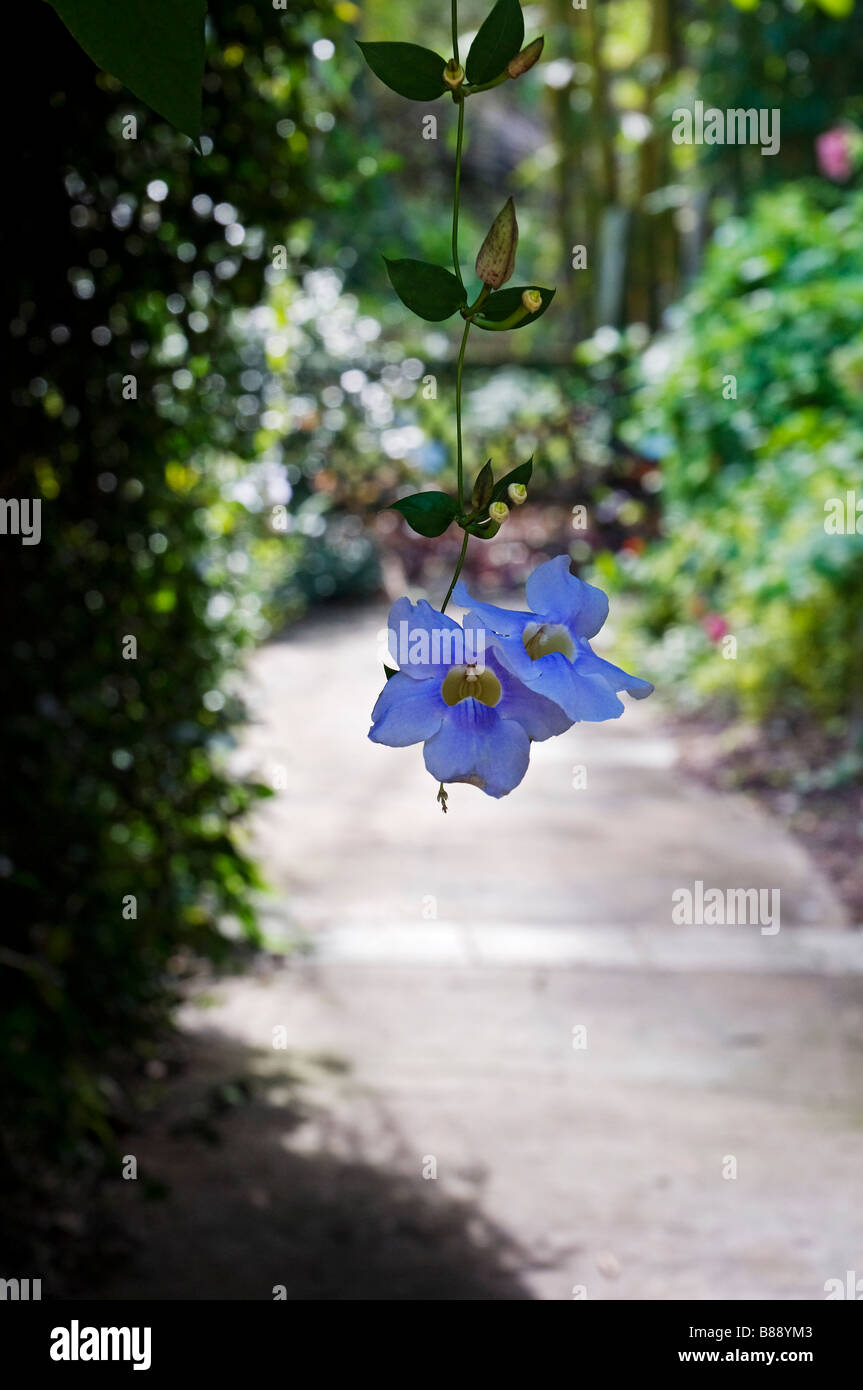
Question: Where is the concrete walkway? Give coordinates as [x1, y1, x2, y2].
[95, 603, 863, 1301]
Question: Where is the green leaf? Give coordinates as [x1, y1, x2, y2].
[466, 0, 525, 86]
[389, 492, 459, 538]
[357, 42, 448, 101]
[467, 518, 502, 540]
[474, 285, 555, 330]
[48, 0, 206, 140]
[472, 460, 494, 511]
[491, 457, 533, 504]
[384, 258, 467, 321]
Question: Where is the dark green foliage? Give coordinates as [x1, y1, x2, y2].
[1, 0, 341, 1178]
[357, 41, 448, 101]
[384, 257, 467, 320]
[465, 0, 524, 86]
[491, 456, 532, 504]
[475, 285, 554, 330]
[467, 517, 501, 540]
[48, 0, 207, 138]
[471, 460, 494, 511]
[389, 491, 459, 537]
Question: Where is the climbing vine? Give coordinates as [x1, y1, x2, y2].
[361, 0, 653, 808]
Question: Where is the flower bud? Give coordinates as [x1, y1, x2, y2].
[507, 482, 527, 506]
[489, 500, 509, 524]
[443, 60, 465, 90]
[476, 197, 518, 289]
[521, 288, 543, 314]
[471, 460, 494, 512]
[507, 36, 544, 79]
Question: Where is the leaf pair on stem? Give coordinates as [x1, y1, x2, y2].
[391, 457, 533, 540]
[358, 0, 532, 102]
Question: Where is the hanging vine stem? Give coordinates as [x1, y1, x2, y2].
[451, 97, 465, 290]
[453, 316, 470, 514]
[441, 529, 470, 615]
[439, 0, 525, 613]
[440, 2, 487, 617]
[360, 2, 550, 618]
[356, 4, 646, 816]
[443, 49, 470, 609]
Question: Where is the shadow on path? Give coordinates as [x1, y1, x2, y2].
[77, 1031, 534, 1301]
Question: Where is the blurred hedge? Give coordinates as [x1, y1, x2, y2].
[615, 183, 863, 724]
[0, 0, 345, 1185]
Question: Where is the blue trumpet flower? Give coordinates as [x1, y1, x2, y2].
[369, 597, 571, 798]
[454, 555, 653, 724]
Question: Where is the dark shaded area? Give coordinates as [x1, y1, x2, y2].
[0, 0, 340, 1197]
[67, 1033, 534, 1302]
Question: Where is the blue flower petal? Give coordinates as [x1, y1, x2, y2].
[487, 651, 573, 740]
[473, 614, 652, 724]
[525, 555, 609, 637]
[479, 626, 540, 685]
[575, 646, 655, 700]
[506, 650, 626, 723]
[387, 596, 467, 680]
[452, 583, 533, 638]
[423, 700, 531, 798]
[369, 672, 445, 747]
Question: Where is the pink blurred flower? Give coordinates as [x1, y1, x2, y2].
[702, 613, 729, 643]
[816, 127, 853, 182]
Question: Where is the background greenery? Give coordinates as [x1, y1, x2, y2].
[615, 183, 863, 724]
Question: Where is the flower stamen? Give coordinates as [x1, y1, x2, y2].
[522, 621, 575, 662]
[441, 663, 502, 707]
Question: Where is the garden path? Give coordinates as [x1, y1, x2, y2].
[91, 602, 863, 1301]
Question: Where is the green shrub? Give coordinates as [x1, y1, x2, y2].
[617, 184, 863, 722]
[0, 0, 342, 1180]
